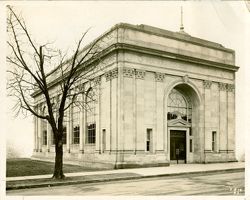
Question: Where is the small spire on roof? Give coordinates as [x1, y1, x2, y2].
[179, 6, 189, 35]
[180, 6, 184, 32]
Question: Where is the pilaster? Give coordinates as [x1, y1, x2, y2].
[203, 80, 212, 152]
[156, 73, 164, 152]
[33, 114, 38, 152]
[227, 84, 235, 153]
[104, 68, 119, 153]
[79, 92, 85, 153]
[135, 69, 145, 151]
[37, 107, 42, 152]
[47, 122, 51, 152]
[218, 82, 227, 153]
[95, 76, 101, 153]
[122, 67, 134, 151]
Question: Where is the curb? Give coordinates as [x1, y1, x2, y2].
[6, 168, 244, 191]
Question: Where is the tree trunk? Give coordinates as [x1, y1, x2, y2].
[52, 108, 65, 179]
[52, 139, 65, 179]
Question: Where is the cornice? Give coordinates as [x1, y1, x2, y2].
[114, 43, 239, 72]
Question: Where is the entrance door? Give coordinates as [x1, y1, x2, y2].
[170, 130, 186, 162]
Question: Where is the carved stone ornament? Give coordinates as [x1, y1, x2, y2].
[218, 82, 227, 91]
[155, 72, 165, 82]
[203, 80, 212, 89]
[123, 67, 134, 78]
[227, 84, 235, 92]
[111, 68, 118, 79]
[182, 75, 189, 83]
[104, 68, 119, 81]
[105, 71, 112, 81]
[135, 69, 145, 80]
[94, 76, 101, 85]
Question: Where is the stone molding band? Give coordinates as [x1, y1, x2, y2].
[105, 67, 164, 81]
[104, 68, 235, 92]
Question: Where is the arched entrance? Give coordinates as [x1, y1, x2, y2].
[165, 82, 201, 164]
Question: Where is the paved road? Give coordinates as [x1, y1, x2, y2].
[7, 171, 244, 196]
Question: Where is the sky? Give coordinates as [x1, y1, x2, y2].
[1, 1, 249, 163]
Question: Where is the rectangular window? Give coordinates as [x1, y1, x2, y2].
[190, 139, 192, 152]
[72, 101, 80, 144]
[43, 130, 47, 145]
[102, 129, 106, 152]
[87, 123, 96, 144]
[62, 126, 67, 144]
[42, 119, 47, 145]
[73, 125, 80, 144]
[146, 129, 152, 152]
[212, 131, 216, 151]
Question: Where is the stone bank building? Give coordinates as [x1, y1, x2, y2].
[33, 23, 239, 168]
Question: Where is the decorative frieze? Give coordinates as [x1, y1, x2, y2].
[203, 80, 212, 89]
[135, 69, 145, 79]
[218, 82, 227, 91]
[123, 67, 134, 78]
[155, 72, 165, 82]
[227, 84, 235, 92]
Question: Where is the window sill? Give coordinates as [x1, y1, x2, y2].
[85, 144, 95, 146]
[145, 151, 154, 154]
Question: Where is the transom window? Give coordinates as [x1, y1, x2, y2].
[167, 89, 192, 123]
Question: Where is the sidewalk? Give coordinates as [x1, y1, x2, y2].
[6, 162, 245, 190]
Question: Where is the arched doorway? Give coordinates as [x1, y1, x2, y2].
[165, 83, 201, 164]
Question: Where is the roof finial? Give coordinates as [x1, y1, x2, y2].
[179, 6, 189, 35]
[180, 6, 184, 32]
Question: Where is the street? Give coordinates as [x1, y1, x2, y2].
[7, 171, 244, 196]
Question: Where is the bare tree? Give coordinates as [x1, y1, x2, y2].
[7, 6, 105, 179]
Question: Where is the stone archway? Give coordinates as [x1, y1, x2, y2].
[164, 80, 203, 163]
